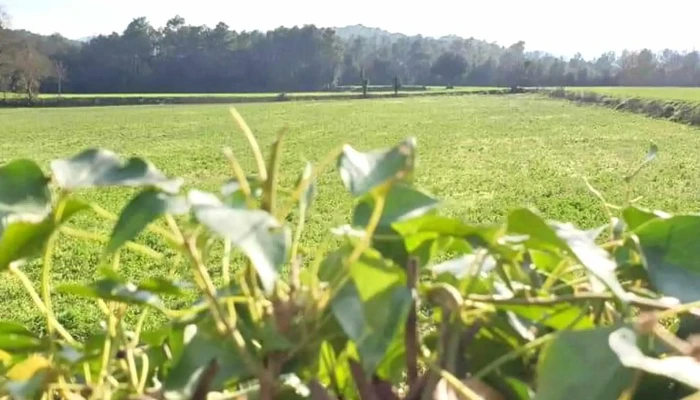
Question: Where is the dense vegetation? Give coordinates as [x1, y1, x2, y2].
[3, 105, 700, 399]
[3, 10, 700, 96]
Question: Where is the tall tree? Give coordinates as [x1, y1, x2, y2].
[430, 52, 467, 86]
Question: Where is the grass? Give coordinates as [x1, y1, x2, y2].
[1, 94, 698, 338]
[576, 87, 700, 102]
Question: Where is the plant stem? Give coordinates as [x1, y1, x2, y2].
[230, 107, 268, 181]
[473, 332, 556, 379]
[466, 292, 672, 311]
[41, 233, 58, 339]
[181, 228, 266, 386]
[657, 300, 700, 320]
[222, 147, 256, 209]
[8, 265, 77, 345]
[290, 203, 307, 263]
[60, 226, 164, 260]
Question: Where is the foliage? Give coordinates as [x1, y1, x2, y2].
[430, 52, 468, 85]
[2, 106, 700, 400]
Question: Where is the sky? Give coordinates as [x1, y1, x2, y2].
[3, 0, 699, 59]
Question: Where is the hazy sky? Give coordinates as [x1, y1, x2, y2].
[3, 0, 699, 58]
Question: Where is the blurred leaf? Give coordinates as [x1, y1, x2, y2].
[163, 323, 252, 399]
[138, 277, 193, 296]
[189, 190, 290, 294]
[535, 327, 634, 400]
[509, 209, 628, 301]
[634, 215, 700, 302]
[352, 183, 438, 228]
[622, 206, 671, 231]
[50, 149, 182, 193]
[0, 159, 50, 223]
[609, 327, 700, 390]
[495, 303, 594, 330]
[394, 214, 502, 247]
[0, 322, 45, 353]
[57, 278, 168, 312]
[338, 137, 416, 197]
[0, 197, 89, 270]
[331, 251, 411, 373]
[105, 189, 188, 255]
[0, 220, 54, 271]
[508, 208, 564, 254]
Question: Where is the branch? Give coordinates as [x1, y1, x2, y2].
[465, 293, 675, 311]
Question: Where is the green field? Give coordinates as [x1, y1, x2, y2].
[575, 86, 700, 102]
[1, 94, 698, 337]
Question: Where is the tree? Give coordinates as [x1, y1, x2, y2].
[53, 60, 66, 96]
[430, 52, 467, 86]
[12, 44, 51, 100]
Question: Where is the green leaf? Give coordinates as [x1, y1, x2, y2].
[331, 251, 411, 373]
[0, 198, 87, 271]
[0, 220, 54, 271]
[635, 215, 700, 303]
[352, 183, 438, 228]
[105, 189, 188, 255]
[50, 149, 182, 193]
[609, 327, 700, 390]
[163, 323, 252, 399]
[393, 214, 502, 247]
[188, 190, 290, 295]
[508, 208, 564, 254]
[622, 206, 671, 231]
[57, 278, 167, 312]
[495, 303, 594, 330]
[0, 322, 45, 353]
[535, 327, 634, 400]
[509, 209, 628, 301]
[138, 277, 193, 296]
[338, 137, 416, 197]
[0, 159, 50, 223]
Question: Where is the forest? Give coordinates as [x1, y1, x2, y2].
[2, 13, 700, 95]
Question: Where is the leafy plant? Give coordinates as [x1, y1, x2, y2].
[1, 108, 700, 400]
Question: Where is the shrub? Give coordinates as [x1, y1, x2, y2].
[0, 109, 699, 399]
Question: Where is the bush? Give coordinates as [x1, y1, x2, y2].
[0, 109, 698, 399]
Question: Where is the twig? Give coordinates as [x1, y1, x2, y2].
[309, 380, 338, 400]
[349, 360, 379, 400]
[465, 292, 674, 311]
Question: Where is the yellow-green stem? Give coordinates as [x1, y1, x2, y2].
[41, 233, 57, 338]
[222, 147, 257, 209]
[230, 107, 268, 181]
[60, 226, 164, 260]
[9, 265, 77, 345]
[474, 332, 555, 379]
[290, 204, 307, 263]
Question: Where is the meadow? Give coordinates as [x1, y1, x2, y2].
[2, 93, 700, 338]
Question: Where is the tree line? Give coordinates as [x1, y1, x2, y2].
[2, 12, 700, 96]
